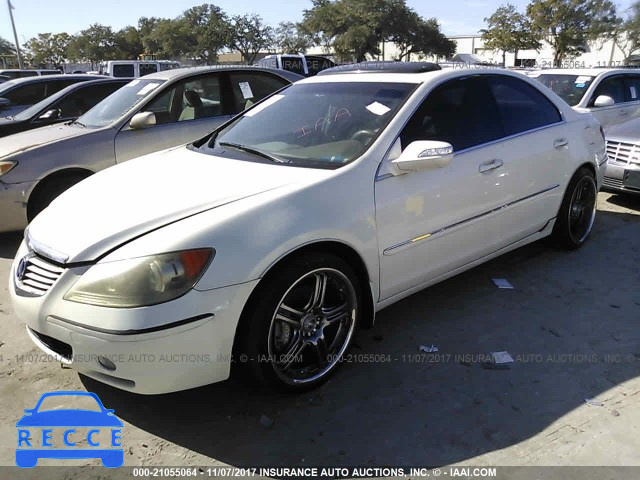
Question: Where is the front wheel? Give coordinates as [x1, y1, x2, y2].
[551, 167, 597, 249]
[239, 253, 362, 391]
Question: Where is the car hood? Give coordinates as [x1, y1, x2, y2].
[27, 146, 331, 263]
[605, 117, 640, 142]
[0, 122, 87, 159]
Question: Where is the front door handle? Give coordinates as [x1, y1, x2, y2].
[479, 159, 503, 173]
[554, 138, 569, 148]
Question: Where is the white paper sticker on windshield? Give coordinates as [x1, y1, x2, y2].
[126, 79, 141, 87]
[575, 76, 591, 84]
[136, 83, 161, 96]
[631, 86, 638, 99]
[366, 101, 391, 116]
[239, 82, 254, 99]
[243, 94, 285, 117]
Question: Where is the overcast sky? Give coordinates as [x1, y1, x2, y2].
[0, 0, 636, 44]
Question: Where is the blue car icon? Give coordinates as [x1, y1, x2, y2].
[16, 391, 123, 468]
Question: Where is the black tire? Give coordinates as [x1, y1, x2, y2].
[238, 253, 363, 392]
[27, 174, 88, 222]
[551, 167, 597, 249]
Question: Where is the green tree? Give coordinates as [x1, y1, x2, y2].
[608, 1, 640, 61]
[481, 4, 541, 66]
[178, 4, 231, 63]
[24, 33, 71, 68]
[527, 0, 619, 66]
[69, 24, 118, 64]
[390, 15, 455, 60]
[228, 14, 275, 64]
[114, 26, 143, 59]
[0, 37, 15, 56]
[276, 22, 313, 54]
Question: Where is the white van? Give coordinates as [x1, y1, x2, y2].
[99, 60, 181, 78]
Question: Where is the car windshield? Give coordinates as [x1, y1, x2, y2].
[76, 78, 165, 128]
[205, 81, 416, 168]
[534, 74, 595, 106]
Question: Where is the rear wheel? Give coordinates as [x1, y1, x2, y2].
[239, 253, 361, 391]
[551, 167, 597, 249]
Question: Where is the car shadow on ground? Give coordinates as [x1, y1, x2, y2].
[605, 192, 640, 211]
[81, 208, 640, 467]
[0, 231, 22, 260]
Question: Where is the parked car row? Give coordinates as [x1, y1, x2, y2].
[529, 68, 640, 196]
[5, 61, 610, 395]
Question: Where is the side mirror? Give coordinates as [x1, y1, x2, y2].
[0, 97, 10, 109]
[129, 111, 156, 130]
[593, 95, 615, 108]
[38, 108, 61, 120]
[391, 140, 453, 174]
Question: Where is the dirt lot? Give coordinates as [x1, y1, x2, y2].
[0, 192, 639, 476]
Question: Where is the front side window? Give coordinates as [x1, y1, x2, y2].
[205, 81, 416, 167]
[77, 78, 165, 127]
[488, 75, 562, 136]
[590, 76, 625, 106]
[400, 76, 504, 152]
[227, 72, 289, 113]
[535, 74, 594, 106]
[141, 73, 222, 124]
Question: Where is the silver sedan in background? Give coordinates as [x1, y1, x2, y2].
[603, 117, 640, 195]
[0, 66, 302, 232]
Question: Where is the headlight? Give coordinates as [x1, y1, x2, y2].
[64, 249, 214, 308]
[0, 160, 17, 177]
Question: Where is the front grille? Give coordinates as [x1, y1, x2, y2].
[16, 255, 66, 296]
[29, 328, 73, 361]
[606, 140, 640, 166]
[603, 176, 624, 190]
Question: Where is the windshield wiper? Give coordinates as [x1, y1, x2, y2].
[72, 120, 86, 128]
[219, 142, 285, 164]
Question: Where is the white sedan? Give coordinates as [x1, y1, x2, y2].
[10, 65, 607, 394]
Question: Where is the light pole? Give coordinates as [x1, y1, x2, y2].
[7, 0, 23, 68]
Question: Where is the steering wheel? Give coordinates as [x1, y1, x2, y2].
[351, 129, 377, 144]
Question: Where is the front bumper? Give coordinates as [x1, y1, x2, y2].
[9, 243, 259, 394]
[603, 162, 640, 195]
[0, 180, 33, 233]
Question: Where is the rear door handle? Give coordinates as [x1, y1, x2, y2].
[554, 138, 568, 148]
[479, 159, 503, 173]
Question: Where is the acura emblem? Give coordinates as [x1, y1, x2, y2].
[16, 256, 28, 280]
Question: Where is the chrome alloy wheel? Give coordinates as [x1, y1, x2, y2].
[568, 175, 597, 244]
[267, 268, 357, 385]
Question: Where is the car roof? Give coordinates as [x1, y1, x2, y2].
[1, 74, 108, 85]
[318, 61, 441, 76]
[534, 68, 640, 77]
[141, 65, 304, 82]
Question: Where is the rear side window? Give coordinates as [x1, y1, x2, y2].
[4, 82, 47, 105]
[227, 72, 290, 114]
[623, 75, 640, 102]
[401, 76, 504, 151]
[139, 63, 158, 77]
[591, 76, 625, 105]
[488, 75, 562, 136]
[112, 64, 135, 78]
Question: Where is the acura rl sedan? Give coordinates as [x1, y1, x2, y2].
[0, 66, 302, 232]
[602, 116, 640, 195]
[10, 65, 607, 394]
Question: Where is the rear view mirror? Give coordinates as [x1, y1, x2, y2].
[391, 140, 454, 174]
[129, 111, 156, 130]
[593, 95, 615, 107]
